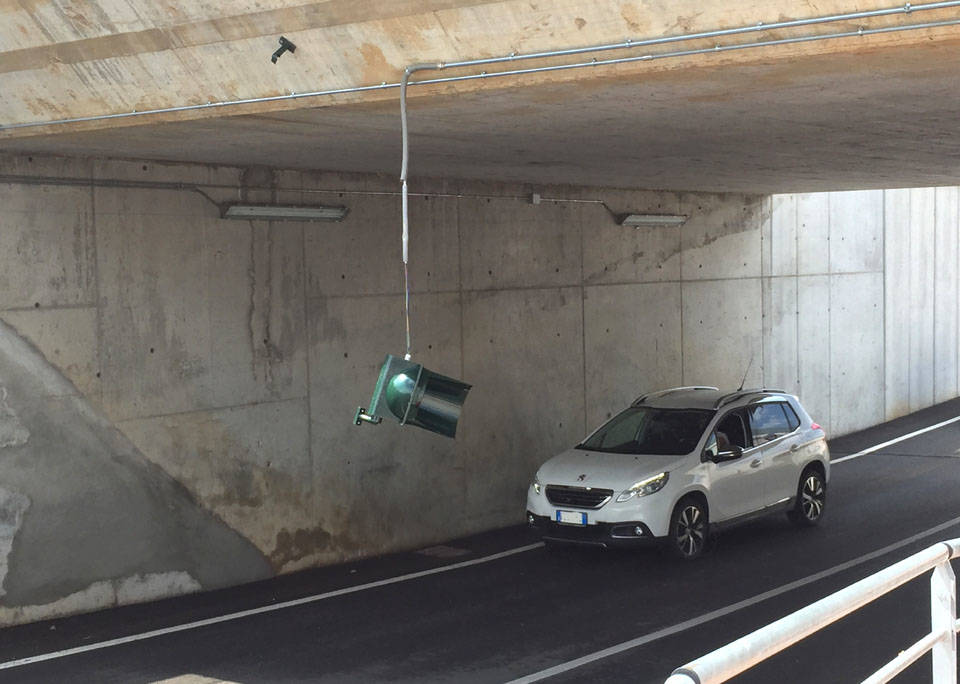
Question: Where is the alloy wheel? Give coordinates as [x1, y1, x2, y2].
[801, 474, 825, 521]
[675, 504, 706, 557]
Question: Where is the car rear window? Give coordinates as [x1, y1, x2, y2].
[782, 402, 801, 431]
[578, 407, 715, 456]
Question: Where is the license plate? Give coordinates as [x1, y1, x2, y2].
[556, 510, 587, 526]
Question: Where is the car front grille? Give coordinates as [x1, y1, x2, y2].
[545, 485, 613, 509]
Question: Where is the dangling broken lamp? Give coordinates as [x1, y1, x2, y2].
[354, 354, 471, 438]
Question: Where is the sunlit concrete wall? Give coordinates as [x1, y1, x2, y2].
[0, 151, 956, 623]
[763, 189, 960, 435]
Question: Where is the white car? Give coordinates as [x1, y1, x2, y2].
[526, 386, 830, 559]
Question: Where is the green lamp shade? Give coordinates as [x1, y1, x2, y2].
[367, 354, 471, 438]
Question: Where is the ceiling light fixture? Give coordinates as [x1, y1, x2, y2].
[617, 213, 688, 227]
[220, 204, 349, 222]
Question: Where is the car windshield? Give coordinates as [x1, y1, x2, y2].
[577, 407, 715, 455]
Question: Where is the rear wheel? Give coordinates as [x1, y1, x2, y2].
[788, 468, 826, 526]
[669, 498, 708, 560]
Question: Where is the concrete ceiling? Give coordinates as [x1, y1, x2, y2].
[3, 1, 960, 193]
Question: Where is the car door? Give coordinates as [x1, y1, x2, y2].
[747, 401, 802, 505]
[704, 409, 767, 520]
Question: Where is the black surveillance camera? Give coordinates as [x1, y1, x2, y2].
[272, 36, 296, 64]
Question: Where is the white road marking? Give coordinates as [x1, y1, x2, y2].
[831, 415, 960, 464]
[507, 514, 960, 683]
[0, 543, 543, 671]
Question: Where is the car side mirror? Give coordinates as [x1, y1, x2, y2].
[713, 445, 743, 462]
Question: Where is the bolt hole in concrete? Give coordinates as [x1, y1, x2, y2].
[149, 348, 155, 354]
[343, 353, 348, 358]
[33, 303, 39, 308]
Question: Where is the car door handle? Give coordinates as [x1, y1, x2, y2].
[750, 458, 762, 468]
[790, 444, 800, 453]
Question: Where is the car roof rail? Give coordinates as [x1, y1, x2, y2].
[713, 387, 788, 409]
[633, 386, 719, 405]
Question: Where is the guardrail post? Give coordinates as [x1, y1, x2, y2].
[931, 560, 957, 683]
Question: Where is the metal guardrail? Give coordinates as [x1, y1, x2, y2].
[666, 538, 960, 684]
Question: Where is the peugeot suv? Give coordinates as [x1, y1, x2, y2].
[526, 387, 830, 560]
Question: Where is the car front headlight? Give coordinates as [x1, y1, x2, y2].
[616, 472, 669, 502]
[532, 475, 542, 495]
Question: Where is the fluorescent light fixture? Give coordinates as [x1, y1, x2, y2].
[221, 203, 349, 222]
[617, 213, 688, 227]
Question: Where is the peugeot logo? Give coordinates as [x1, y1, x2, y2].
[577, 473, 587, 482]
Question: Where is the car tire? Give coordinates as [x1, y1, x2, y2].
[668, 497, 709, 561]
[788, 467, 826, 527]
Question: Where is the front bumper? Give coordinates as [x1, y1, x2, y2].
[526, 482, 674, 538]
[527, 512, 658, 547]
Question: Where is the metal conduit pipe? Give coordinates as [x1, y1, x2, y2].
[3, 0, 960, 133]
[0, 174, 620, 210]
[411, 17, 960, 88]
[399, 63, 441, 360]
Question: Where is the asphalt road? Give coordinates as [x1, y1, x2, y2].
[3, 398, 960, 683]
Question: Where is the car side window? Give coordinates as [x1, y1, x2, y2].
[748, 403, 793, 445]
[715, 411, 748, 449]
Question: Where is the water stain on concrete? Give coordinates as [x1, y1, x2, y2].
[0, 488, 29, 599]
[360, 43, 393, 85]
[270, 525, 334, 569]
[0, 571, 201, 626]
[0, 388, 30, 448]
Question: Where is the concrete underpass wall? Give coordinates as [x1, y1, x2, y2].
[0, 152, 957, 622]
[763, 189, 960, 434]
